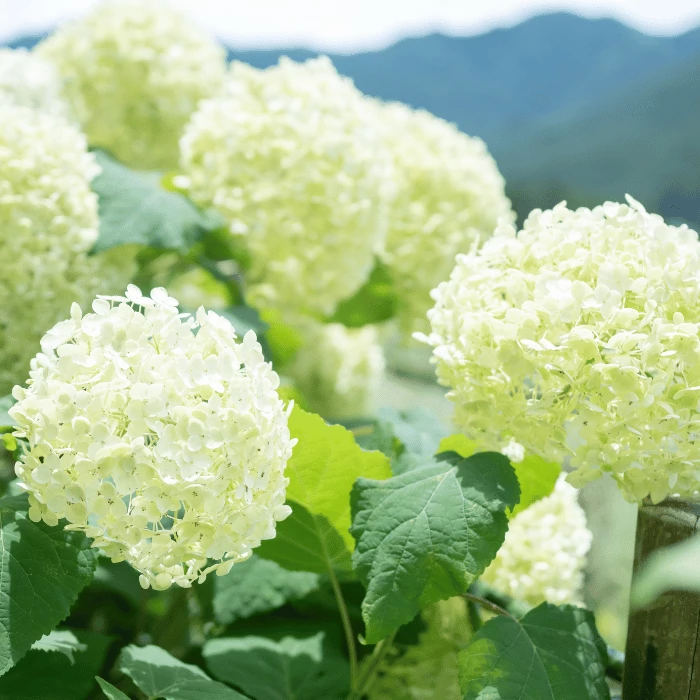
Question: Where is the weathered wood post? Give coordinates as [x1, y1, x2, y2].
[623, 499, 700, 699]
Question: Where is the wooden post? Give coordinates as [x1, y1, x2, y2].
[623, 499, 700, 699]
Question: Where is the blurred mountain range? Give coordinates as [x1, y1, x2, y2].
[7, 11, 700, 225]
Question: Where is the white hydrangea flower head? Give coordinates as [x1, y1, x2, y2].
[288, 320, 386, 419]
[374, 101, 513, 337]
[0, 48, 71, 118]
[10, 286, 296, 590]
[481, 474, 591, 606]
[419, 197, 700, 503]
[181, 57, 393, 316]
[37, 1, 227, 170]
[0, 104, 130, 394]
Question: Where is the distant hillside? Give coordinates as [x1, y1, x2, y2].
[225, 13, 700, 141]
[493, 49, 700, 225]
[10, 13, 700, 141]
[5, 13, 700, 226]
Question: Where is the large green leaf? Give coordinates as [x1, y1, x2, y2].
[632, 531, 700, 608]
[31, 630, 86, 663]
[350, 452, 519, 642]
[257, 408, 391, 575]
[0, 630, 110, 700]
[96, 677, 130, 700]
[204, 629, 350, 700]
[213, 555, 320, 625]
[0, 495, 98, 676]
[439, 434, 560, 516]
[91, 150, 222, 253]
[118, 645, 248, 700]
[458, 603, 610, 700]
[328, 261, 398, 327]
[257, 501, 353, 574]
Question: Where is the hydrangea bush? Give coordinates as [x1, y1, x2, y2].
[37, 1, 227, 170]
[0, 7, 641, 699]
[181, 57, 393, 316]
[375, 101, 513, 337]
[11, 287, 295, 590]
[287, 320, 385, 419]
[419, 197, 700, 504]
[481, 473, 592, 606]
[0, 48, 71, 117]
[0, 104, 133, 394]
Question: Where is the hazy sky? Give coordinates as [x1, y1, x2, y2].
[2, 0, 700, 49]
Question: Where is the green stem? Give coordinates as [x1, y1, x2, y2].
[326, 564, 358, 687]
[462, 592, 518, 621]
[346, 632, 396, 700]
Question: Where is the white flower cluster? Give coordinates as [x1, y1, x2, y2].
[10, 287, 295, 590]
[37, 1, 227, 170]
[181, 57, 393, 316]
[0, 104, 108, 394]
[0, 48, 71, 118]
[375, 101, 512, 337]
[288, 321, 386, 419]
[481, 474, 591, 606]
[419, 197, 700, 503]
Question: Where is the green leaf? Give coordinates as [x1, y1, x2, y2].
[340, 418, 404, 462]
[350, 452, 519, 643]
[204, 629, 350, 700]
[257, 501, 353, 574]
[96, 677, 130, 700]
[118, 644, 248, 700]
[213, 555, 320, 625]
[0, 395, 14, 433]
[632, 531, 700, 608]
[439, 434, 560, 516]
[91, 150, 222, 253]
[92, 559, 143, 608]
[31, 630, 86, 663]
[458, 603, 610, 700]
[0, 630, 111, 700]
[0, 494, 99, 676]
[379, 407, 446, 458]
[219, 306, 269, 339]
[257, 407, 391, 575]
[328, 261, 398, 327]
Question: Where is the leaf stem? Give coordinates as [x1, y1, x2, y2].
[346, 631, 396, 700]
[462, 592, 518, 621]
[326, 563, 358, 687]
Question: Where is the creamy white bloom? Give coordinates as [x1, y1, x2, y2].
[419, 197, 700, 503]
[375, 102, 512, 337]
[37, 1, 227, 170]
[181, 57, 393, 316]
[0, 48, 71, 118]
[481, 475, 591, 606]
[0, 104, 132, 394]
[288, 320, 386, 419]
[11, 286, 295, 590]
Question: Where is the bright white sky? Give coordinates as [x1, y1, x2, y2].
[2, 0, 700, 49]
